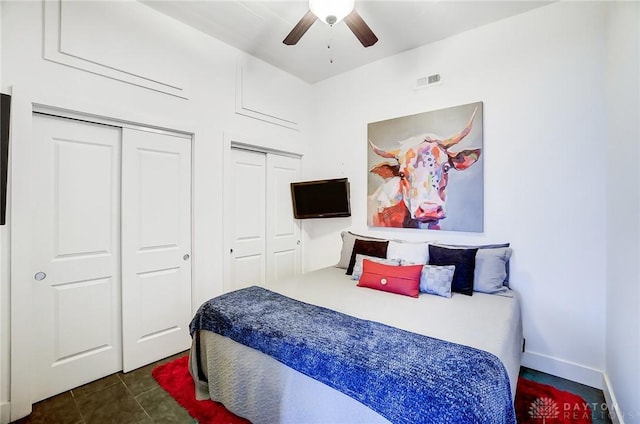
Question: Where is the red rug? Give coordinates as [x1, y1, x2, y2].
[151, 355, 249, 424]
[153, 356, 593, 424]
[515, 377, 592, 423]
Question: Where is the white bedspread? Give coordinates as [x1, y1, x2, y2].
[190, 267, 523, 424]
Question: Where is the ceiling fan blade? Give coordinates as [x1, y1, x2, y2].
[344, 10, 378, 48]
[283, 10, 317, 45]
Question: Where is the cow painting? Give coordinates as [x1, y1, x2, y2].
[367, 103, 483, 231]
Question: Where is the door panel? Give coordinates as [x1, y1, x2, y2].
[31, 114, 122, 402]
[122, 128, 192, 372]
[55, 139, 114, 256]
[227, 149, 266, 291]
[54, 277, 114, 359]
[266, 154, 301, 283]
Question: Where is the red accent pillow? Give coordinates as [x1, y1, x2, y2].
[357, 259, 422, 298]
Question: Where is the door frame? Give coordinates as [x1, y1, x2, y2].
[221, 132, 303, 293]
[8, 90, 195, 421]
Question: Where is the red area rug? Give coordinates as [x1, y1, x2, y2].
[151, 355, 249, 424]
[153, 356, 592, 424]
[516, 377, 592, 423]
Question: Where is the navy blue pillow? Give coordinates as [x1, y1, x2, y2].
[428, 245, 478, 296]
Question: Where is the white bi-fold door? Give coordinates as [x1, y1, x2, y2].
[226, 148, 301, 292]
[30, 114, 192, 402]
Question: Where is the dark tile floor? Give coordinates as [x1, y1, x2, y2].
[12, 351, 193, 424]
[13, 357, 611, 424]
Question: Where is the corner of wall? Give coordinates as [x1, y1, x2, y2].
[603, 373, 624, 424]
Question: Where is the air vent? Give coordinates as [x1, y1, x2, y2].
[415, 74, 442, 90]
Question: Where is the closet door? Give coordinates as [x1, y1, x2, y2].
[266, 154, 301, 283]
[31, 114, 122, 402]
[225, 148, 301, 291]
[121, 128, 192, 372]
[227, 149, 267, 291]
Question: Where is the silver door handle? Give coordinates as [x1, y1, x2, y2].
[183, 254, 190, 261]
[34, 272, 47, 281]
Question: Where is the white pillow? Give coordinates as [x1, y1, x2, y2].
[351, 254, 400, 281]
[387, 240, 429, 265]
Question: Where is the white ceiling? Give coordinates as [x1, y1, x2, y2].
[142, 1, 552, 84]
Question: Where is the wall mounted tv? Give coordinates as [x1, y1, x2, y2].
[291, 178, 351, 219]
[0, 93, 10, 226]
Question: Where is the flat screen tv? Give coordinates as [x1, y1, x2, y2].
[0, 93, 10, 226]
[291, 178, 351, 219]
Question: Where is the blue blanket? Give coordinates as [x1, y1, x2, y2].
[190, 286, 515, 424]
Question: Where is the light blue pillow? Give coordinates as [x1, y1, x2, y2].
[420, 265, 455, 298]
[351, 254, 399, 281]
[473, 247, 512, 294]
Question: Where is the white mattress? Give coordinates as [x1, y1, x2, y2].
[190, 266, 523, 424]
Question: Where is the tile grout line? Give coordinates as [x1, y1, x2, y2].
[70, 390, 88, 424]
[117, 372, 156, 423]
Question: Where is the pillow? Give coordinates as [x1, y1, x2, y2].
[435, 243, 512, 292]
[386, 240, 430, 265]
[472, 248, 512, 294]
[436, 242, 511, 284]
[357, 260, 422, 298]
[428, 245, 478, 296]
[351, 254, 400, 281]
[420, 265, 455, 298]
[346, 239, 389, 275]
[336, 231, 385, 269]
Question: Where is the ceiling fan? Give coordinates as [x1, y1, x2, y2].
[283, 0, 378, 48]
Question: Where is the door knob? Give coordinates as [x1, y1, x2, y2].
[183, 254, 190, 261]
[34, 272, 47, 281]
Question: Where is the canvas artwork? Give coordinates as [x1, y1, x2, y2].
[367, 102, 483, 232]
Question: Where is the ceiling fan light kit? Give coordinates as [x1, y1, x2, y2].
[309, 0, 354, 26]
[283, 0, 378, 48]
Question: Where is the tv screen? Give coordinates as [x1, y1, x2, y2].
[1, 93, 9, 226]
[291, 178, 351, 219]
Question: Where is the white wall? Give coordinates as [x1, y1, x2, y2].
[0, 2, 10, 421]
[0, 0, 7, 419]
[605, 2, 640, 423]
[0, 0, 310, 420]
[1, 0, 637, 420]
[304, 1, 608, 388]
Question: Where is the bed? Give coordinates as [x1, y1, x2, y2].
[188, 260, 523, 424]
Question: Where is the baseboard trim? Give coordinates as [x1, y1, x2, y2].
[0, 401, 10, 424]
[521, 351, 603, 389]
[602, 373, 624, 424]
